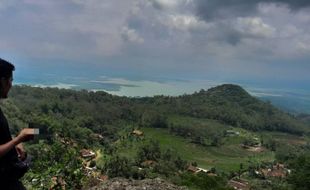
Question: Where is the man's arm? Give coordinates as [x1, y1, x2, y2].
[0, 128, 34, 158]
[0, 137, 20, 158]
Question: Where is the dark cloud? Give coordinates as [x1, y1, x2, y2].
[195, 0, 310, 20]
[280, 0, 310, 8]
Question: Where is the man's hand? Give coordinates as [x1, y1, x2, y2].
[15, 143, 27, 161]
[16, 128, 35, 143]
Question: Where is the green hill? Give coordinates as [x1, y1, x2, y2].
[1, 84, 309, 189]
[168, 84, 306, 134]
[6, 84, 307, 136]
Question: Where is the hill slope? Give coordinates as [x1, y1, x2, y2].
[1, 84, 308, 189]
[7, 84, 307, 136]
[166, 84, 306, 134]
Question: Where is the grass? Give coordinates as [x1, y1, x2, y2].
[167, 115, 228, 131]
[115, 116, 309, 173]
[259, 131, 309, 145]
[117, 126, 275, 173]
[143, 127, 274, 172]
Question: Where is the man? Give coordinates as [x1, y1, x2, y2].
[0, 58, 35, 189]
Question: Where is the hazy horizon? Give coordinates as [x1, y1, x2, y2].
[11, 68, 310, 114]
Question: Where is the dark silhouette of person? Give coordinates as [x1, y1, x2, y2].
[0, 58, 35, 189]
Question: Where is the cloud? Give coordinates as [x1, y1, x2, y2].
[194, 0, 310, 21]
[0, 0, 20, 10]
[0, 0, 135, 58]
[297, 41, 310, 53]
[234, 17, 275, 38]
[150, 0, 194, 10]
[150, 0, 179, 10]
[190, 16, 275, 46]
[164, 14, 210, 31]
[0, 0, 310, 87]
[121, 26, 144, 44]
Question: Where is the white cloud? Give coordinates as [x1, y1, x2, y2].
[234, 17, 275, 38]
[165, 14, 210, 31]
[121, 27, 144, 44]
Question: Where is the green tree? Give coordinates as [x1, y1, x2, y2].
[136, 140, 161, 163]
[103, 155, 132, 178]
[140, 110, 168, 128]
[288, 154, 310, 190]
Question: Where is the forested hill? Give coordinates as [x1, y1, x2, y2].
[171, 84, 308, 134]
[6, 84, 307, 136]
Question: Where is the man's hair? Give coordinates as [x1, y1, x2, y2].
[0, 58, 15, 79]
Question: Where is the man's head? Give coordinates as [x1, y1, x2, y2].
[0, 58, 15, 99]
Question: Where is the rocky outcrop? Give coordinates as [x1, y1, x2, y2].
[88, 178, 188, 190]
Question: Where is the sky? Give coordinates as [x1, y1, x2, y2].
[0, 0, 310, 98]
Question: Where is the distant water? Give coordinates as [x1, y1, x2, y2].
[14, 74, 221, 97]
[13, 72, 310, 114]
[249, 88, 310, 114]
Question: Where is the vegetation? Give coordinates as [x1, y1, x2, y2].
[287, 153, 310, 190]
[0, 84, 308, 189]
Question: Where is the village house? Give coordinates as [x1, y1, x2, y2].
[259, 163, 288, 178]
[225, 130, 240, 136]
[228, 179, 250, 190]
[80, 149, 96, 159]
[141, 160, 157, 167]
[56, 134, 78, 148]
[132, 129, 144, 136]
[197, 167, 209, 173]
[207, 173, 218, 177]
[187, 165, 212, 175]
[187, 165, 200, 173]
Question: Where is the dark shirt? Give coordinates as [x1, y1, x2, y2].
[0, 107, 19, 179]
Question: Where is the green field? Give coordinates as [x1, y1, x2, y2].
[118, 125, 275, 172]
[259, 131, 309, 145]
[117, 115, 308, 173]
[145, 127, 274, 171]
[167, 115, 228, 129]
